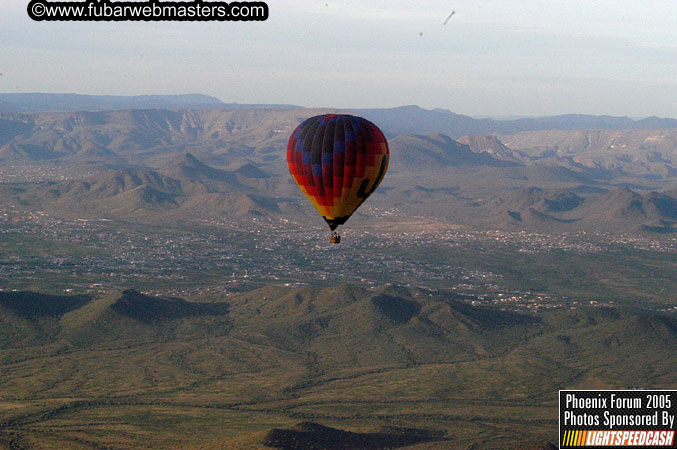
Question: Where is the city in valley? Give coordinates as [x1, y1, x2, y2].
[2, 200, 675, 315]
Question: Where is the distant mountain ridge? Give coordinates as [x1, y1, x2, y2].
[0, 109, 305, 166]
[0, 94, 675, 136]
[356, 105, 677, 138]
[2, 107, 677, 170]
[0, 93, 225, 113]
[0, 93, 298, 113]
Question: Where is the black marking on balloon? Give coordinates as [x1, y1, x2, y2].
[357, 178, 371, 199]
[357, 155, 388, 199]
[324, 216, 349, 231]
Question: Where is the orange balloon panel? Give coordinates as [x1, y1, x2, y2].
[287, 114, 389, 230]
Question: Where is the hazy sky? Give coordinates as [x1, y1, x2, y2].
[2, 0, 677, 117]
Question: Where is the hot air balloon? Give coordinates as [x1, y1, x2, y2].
[287, 114, 389, 243]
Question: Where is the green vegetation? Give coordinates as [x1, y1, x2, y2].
[382, 238, 677, 307]
[0, 286, 675, 449]
[1, 106, 676, 449]
[0, 231, 101, 259]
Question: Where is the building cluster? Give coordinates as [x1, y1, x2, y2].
[0, 208, 674, 315]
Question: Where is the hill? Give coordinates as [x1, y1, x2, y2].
[21, 168, 184, 215]
[0, 284, 674, 449]
[161, 152, 242, 194]
[161, 153, 273, 194]
[1, 155, 284, 220]
[457, 134, 527, 163]
[499, 129, 677, 178]
[0, 291, 91, 348]
[263, 422, 443, 449]
[448, 186, 677, 233]
[575, 188, 677, 232]
[388, 133, 521, 171]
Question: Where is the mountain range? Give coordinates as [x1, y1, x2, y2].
[1, 98, 677, 234]
[1, 105, 676, 174]
[2, 106, 676, 177]
[3, 94, 677, 133]
[0, 93, 298, 113]
[0, 285, 674, 448]
[2, 153, 287, 221]
[2, 145, 677, 234]
[357, 106, 677, 137]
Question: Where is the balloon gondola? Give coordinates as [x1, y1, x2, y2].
[286, 114, 389, 243]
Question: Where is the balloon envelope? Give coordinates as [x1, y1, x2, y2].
[287, 114, 389, 230]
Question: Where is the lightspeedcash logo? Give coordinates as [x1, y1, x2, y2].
[560, 390, 677, 449]
[562, 430, 675, 448]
